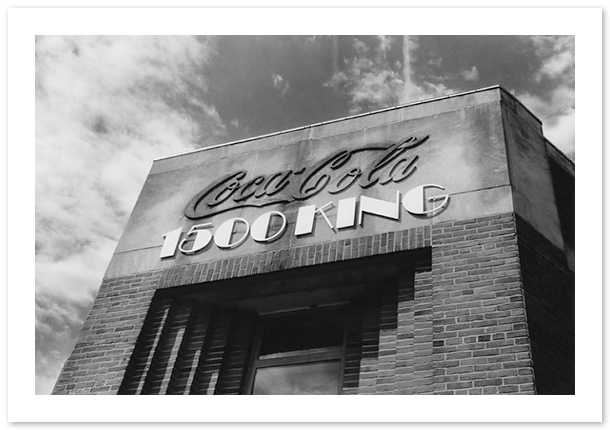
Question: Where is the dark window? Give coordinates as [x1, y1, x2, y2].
[249, 309, 346, 395]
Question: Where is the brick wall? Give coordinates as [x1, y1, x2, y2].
[51, 271, 162, 394]
[429, 213, 536, 395]
[53, 212, 571, 395]
[52, 226, 430, 395]
[347, 213, 537, 395]
[516, 215, 575, 394]
[352, 257, 431, 395]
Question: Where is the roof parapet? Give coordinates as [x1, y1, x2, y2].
[154, 85, 543, 162]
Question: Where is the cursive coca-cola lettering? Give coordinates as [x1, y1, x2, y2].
[184, 135, 429, 220]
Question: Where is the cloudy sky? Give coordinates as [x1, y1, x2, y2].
[35, 34, 575, 395]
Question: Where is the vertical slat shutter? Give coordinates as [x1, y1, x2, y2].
[120, 300, 255, 395]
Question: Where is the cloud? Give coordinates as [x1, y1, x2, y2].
[35, 36, 225, 393]
[461, 66, 479, 82]
[272, 73, 290, 98]
[428, 57, 442, 67]
[517, 36, 575, 158]
[518, 87, 575, 158]
[544, 109, 575, 158]
[325, 35, 458, 114]
[400, 36, 458, 104]
[325, 36, 405, 114]
[539, 51, 574, 80]
[530, 36, 575, 82]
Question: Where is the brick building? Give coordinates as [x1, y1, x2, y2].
[52, 85, 574, 395]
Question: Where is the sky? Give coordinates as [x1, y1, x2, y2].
[35, 35, 575, 395]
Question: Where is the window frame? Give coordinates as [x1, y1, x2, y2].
[245, 307, 349, 395]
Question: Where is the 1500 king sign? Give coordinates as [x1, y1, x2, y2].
[160, 135, 449, 259]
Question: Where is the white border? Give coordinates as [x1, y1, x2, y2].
[9, 6, 602, 424]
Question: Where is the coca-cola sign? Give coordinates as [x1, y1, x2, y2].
[184, 135, 430, 220]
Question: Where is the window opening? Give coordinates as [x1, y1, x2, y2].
[249, 308, 347, 395]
